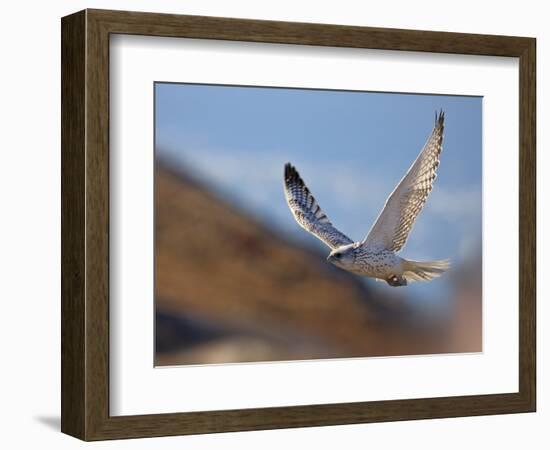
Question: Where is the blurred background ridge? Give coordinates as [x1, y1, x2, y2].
[155, 163, 482, 366]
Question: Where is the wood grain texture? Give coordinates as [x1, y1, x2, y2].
[90, 8, 532, 56]
[518, 39, 536, 409]
[60, 8, 536, 441]
[61, 10, 86, 439]
[85, 10, 111, 438]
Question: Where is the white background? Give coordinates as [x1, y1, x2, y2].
[110, 35, 519, 415]
[0, 0, 546, 448]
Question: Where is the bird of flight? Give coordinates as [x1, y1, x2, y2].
[283, 111, 449, 287]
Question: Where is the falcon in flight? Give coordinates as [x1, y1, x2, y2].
[283, 111, 449, 287]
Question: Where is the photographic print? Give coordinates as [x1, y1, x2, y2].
[154, 83, 482, 366]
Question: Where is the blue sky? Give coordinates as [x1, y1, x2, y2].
[155, 82, 482, 310]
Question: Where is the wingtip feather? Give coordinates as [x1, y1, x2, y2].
[284, 163, 306, 191]
[284, 162, 298, 180]
[435, 109, 445, 128]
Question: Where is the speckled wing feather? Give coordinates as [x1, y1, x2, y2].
[284, 163, 353, 250]
[362, 111, 445, 253]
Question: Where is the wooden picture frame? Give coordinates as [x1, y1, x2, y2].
[61, 8, 536, 441]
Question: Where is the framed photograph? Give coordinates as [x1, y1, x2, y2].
[61, 9, 536, 441]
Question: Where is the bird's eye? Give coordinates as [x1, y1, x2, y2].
[334, 253, 341, 258]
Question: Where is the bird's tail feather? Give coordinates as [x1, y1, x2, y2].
[402, 259, 450, 282]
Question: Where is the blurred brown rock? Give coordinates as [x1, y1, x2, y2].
[155, 164, 479, 365]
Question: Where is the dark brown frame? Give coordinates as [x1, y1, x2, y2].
[61, 8, 536, 441]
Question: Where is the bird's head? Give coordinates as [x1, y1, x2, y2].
[327, 244, 357, 270]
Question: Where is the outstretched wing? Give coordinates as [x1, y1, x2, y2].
[284, 163, 353, 250]
[361, 111, 445, 253]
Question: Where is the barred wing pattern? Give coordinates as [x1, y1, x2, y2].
[362, 111, 445, 253]
[284, 164, 353, 250]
